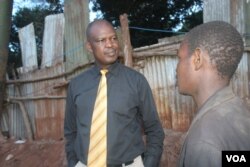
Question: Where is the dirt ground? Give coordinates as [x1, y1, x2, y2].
[0, 129, 185, 167]
[0, 139, 67, 167]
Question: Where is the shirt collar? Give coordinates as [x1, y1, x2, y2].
[93, 61, 120, 77]
[190, 86, 235, 129]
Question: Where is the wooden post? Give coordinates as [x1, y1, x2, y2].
[11, 70, 33, 141]
[0, 0, 13, 142]
[119, 14, 133, 67]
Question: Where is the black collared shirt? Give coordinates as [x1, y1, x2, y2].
[64, 61, 164, 167]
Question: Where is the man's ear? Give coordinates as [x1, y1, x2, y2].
[86, 41, 93, 53]
[192, 48, 203, 71]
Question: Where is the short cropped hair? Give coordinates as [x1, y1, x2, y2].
[185, 21, 244, 79]
[86, 19, 114, 41]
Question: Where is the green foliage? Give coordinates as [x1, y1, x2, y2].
[90, 0, 203, 48]
[179, 10, 203, 32]
[8, 0, 63, 71]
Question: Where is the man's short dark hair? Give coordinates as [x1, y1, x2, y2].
[86, 19, 114, 41]
[185, 21, 244, 79]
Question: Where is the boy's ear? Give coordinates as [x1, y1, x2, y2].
[192, 48, 203, 71]
[86, 41, 93, 53]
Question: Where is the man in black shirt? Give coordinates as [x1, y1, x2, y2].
[64, 19, 164, 167]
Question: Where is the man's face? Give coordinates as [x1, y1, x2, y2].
[86, 22, 119, 68]
[176, 41, 195, 95]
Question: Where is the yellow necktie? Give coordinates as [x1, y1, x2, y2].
[88, 69, 108, 167]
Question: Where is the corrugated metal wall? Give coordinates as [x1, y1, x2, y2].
[204, 0, 246, 34]
[6, 22, 38, 139]
[135, 54, 195, 131]
[133, 47, 250, 131]
[18, 23, 38, 71]
[31, 64, 66, 140]
[133, 35, 195, 131]
[3, 0, 93, 140]
[204, 0, 250, 102]
[5, 14, 66, 140]
[203, 0, 231, 23]
[41, 14, 65, 68]
[2, 0, 250, 140]
[230, 53, 249, 101]
[64, 0, 93, 73]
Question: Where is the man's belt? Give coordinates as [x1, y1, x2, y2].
[107, 160, 134, 167]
